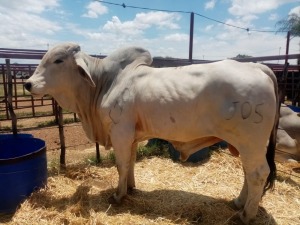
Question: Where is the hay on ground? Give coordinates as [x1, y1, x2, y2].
[1, 148, 299, 225]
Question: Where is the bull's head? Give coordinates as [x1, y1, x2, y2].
[25, 42, 152, 112]
[24, 43, 95, 110]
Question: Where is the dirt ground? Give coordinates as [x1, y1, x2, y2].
[1, 115, 95, 151]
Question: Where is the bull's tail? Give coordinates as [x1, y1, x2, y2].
[263, 119, 278, 194]
[263, 72, 281, 195]
[248, 63, 280, 194]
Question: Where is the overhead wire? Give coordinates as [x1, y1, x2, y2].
[193, 12, 248, 31]
[95, 0, 191, 14]
[94, 0, 287, 33]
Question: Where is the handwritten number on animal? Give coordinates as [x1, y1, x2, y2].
[225, 101, 264, 123]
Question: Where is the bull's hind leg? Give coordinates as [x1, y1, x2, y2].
[238, 148, 270, 224]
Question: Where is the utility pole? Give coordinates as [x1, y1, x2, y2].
[281, 31, 291, 103]
[189, 12, 194, 63]
[284, 31, 290, 65]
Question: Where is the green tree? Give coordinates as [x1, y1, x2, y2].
[235, 54, 252, 59]
[276, 13, 300, 37]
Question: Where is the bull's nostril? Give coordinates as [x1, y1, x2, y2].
[24, 82, 32, 91]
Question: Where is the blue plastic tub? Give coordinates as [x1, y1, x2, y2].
[287, 105, 300, 113]
[0, 135, 47, 213]
[146, 139, 227, 163]
[168, 144, 211, 163]
[168, 141, 228, 163]
[0, 133, 33, 141]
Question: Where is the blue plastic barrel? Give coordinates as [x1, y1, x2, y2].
[0, 135, 47, 213]
[287, 105, 300, 113]
[146, 138, 227, 163]
[168, 144, 211, 163]
[0, 133, 33, 141]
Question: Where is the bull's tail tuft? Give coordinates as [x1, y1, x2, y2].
[263, 84, 281, 195]
[263, 128, 277, 194]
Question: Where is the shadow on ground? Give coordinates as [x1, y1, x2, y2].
[22, 184, 277, 225]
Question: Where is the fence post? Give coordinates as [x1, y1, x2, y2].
[28, 65, 32, 77]
[30, 96, 35, 117]
[73, 113, 77, 122]
[28, 65, 36, 117]
[58, 106, 66, 166]
[12, 70, 18, 109]
[96, 143, 100, 164]
[54, 101, 59, 124]
[189, 12, 194, 63]
[52, 98, 55, 117]
[6, 59, 17, 135]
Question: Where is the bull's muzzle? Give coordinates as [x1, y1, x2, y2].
[24, 82, 32, 92]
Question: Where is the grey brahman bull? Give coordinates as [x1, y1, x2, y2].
[24, 43, 279, 224]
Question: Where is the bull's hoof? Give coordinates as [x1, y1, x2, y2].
[228, 200, 239, 210]
[228, 214, 246, 225]
[237, 210, 253, 225]
[108, 194, 122, 205]
[233, 198, 244, 210]
[127, 187, 137, 195]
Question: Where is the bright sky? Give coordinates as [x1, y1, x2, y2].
[0, 0, 299, 63]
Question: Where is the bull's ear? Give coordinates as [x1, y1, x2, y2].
[74, 56, 96, 87]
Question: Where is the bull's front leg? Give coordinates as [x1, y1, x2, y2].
[234, 168, 248, 209]
[108, 123, 135, 204]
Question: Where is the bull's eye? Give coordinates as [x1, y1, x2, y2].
[54, 59, 63, 64]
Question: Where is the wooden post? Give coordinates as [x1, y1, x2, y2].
[52, 98, 55, 116]
[292, 71, 294, 103]
[58, 106, 66, 166]
[54, 101, 59, 124]
[96, 143, 100, 164]
[6, 59, 17, 135]
[30, 96, 35, 117]
[73, 113, 77, 122]
[189, 12, 194, 63]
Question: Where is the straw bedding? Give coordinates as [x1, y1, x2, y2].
[1, 148, 299, 225]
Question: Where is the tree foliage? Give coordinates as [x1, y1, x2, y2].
[235, 54, 252, 59]
[276, 13, 300, 37]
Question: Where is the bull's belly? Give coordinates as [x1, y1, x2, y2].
[135, 102, 275, 148]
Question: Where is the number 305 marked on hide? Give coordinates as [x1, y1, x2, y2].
[225, 101, 264, 123]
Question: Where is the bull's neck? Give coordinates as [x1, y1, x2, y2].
[71, 55, 111, 145]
